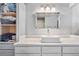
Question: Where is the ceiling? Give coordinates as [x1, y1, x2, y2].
[25, 3, 70, 7]
[50, 3, 69, 7]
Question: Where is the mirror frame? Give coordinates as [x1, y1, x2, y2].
[34, 12, 60, 29]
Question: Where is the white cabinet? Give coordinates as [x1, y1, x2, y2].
[0, 43, 14, 49]
[42, 46, 61, 53]
[42, 46, 79, 56]
[63, 46, 79, 53]
[0, 43, 14, 56]
[63, 46, 79, 56]
[15, 45, 61, 56]
[42, 46, 61, 56]
[15, 46, 41, 56]
[15, 46, 41, 53]
[0, 50, 14, 56]
[15, 44, 79, 56]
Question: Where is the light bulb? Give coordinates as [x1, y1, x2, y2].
[51, 7, 56, 12]
[45, 6, 50, 12]
[40, 7, 44, 11]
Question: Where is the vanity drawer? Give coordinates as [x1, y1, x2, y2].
[0, 50, 14, 56]
[15, 53, 41, 56]
[42, 46, 61, 53]
[63, 46, 79, 53]
[63, 54, 79, 56]
[0, 53, 14, 56]
[0, 44, 14, 49]
[15, 46, 41, 53]
[42, 53, 61, 56]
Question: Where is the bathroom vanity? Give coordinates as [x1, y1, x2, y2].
[15, 35, 79, 56]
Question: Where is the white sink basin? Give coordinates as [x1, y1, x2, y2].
[41, 35, 61, 43]
[41, 37, 61, 43]
[41, 35, 79, 43]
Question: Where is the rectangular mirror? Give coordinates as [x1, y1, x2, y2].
[34, 12, 60, 29]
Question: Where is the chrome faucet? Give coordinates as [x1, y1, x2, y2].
[47, 28, 51, 34]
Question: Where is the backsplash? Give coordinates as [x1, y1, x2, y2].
[26, 28, 71, 35]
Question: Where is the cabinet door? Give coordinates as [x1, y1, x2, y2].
[42, 46, 61, 54]
[42, 53, 61, 56]
[15, 53, 41, 56]
[0, 52, 14, 56]
[15, 46, 41, 54]
[63, 46, 79, 53]
[0, 43, 14, 49]
[0, 50, 14, 56]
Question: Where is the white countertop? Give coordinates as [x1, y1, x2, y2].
[14, 35, 79, 46]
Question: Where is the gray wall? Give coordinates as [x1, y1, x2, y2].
[72, 4, 79, 35]
[25, 3, 72, 35]
[16, 3, 26, 40]
[16, 3, 79, 37]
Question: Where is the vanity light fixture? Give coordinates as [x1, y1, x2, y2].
[39, 4, 57, 13]
[34, 4, 59, 14]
